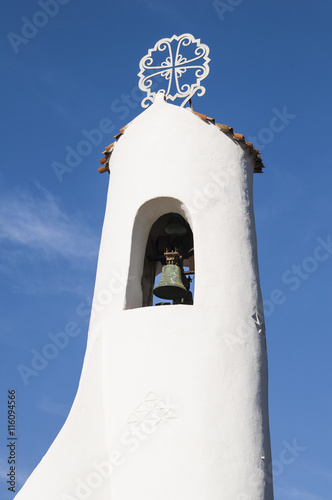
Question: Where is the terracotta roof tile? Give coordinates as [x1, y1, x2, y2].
[193, 111, 215, 124]
[216, 123, 233, 134]
[233, 133, 245, 141]
[102, 141, 115, 154]
[98, 164, 109, 174]
[98, 123, 131, 174]
[193, 111, 207, 121]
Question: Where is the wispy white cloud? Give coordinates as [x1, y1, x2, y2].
[0, 184, 99, 295]
[0, 183, 99, 262]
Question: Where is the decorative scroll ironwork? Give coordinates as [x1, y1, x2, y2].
[138, 33, 210, 108]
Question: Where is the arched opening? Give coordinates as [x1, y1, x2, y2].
[124, 198, 195, 310]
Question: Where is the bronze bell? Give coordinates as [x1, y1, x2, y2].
[164, 215, 188, 236]
[153, 263, 189, 301]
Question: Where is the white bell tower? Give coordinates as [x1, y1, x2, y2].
[16, 34, 274, 500]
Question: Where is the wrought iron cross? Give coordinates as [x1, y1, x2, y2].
[138, 33, 210, 108]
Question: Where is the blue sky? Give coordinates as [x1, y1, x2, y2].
[1, 0, 331, 498]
